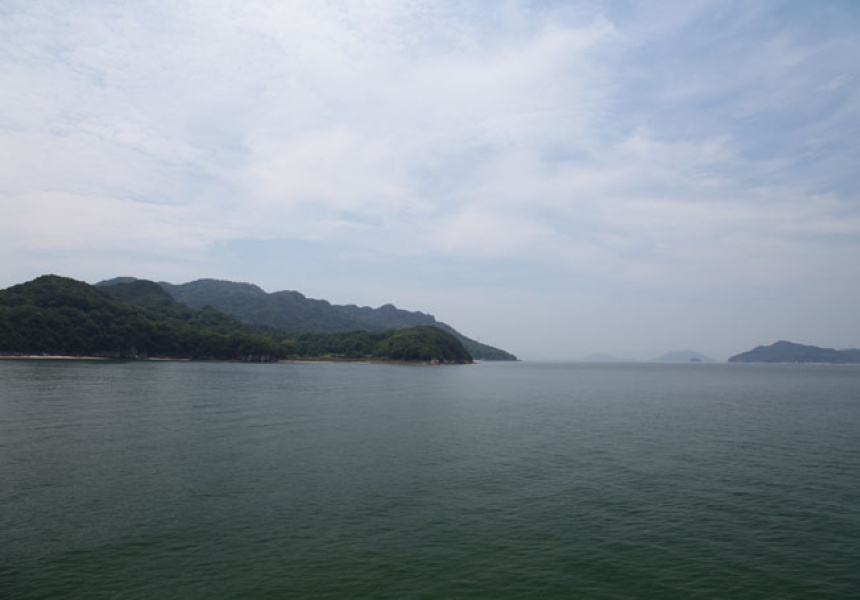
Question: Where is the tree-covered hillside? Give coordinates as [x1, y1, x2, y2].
[288, 327, 472, 363]
[0, 276, 473, 364]
[124, 278, 515, 360]
[371, 326, 472, 363]
[0, 276, 283, 360]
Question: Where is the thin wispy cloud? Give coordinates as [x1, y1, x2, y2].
[2, 0, 858, 359]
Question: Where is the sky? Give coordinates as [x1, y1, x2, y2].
[2, 0, 859, 361]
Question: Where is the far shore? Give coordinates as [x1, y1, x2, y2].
[277, 358, 470, 366]
[0, 355, 468, 366]
[0, 355, 190, 361]
[1, 355, 111, 360]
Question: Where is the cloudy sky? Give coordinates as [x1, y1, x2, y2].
[2, 0, 859, 360]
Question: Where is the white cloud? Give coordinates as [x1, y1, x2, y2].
[2, 0, 859, 356]
[0, 190, 222, 254]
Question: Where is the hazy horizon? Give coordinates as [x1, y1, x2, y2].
[3, 1, 859, 361]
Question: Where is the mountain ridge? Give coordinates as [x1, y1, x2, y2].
[729, 340, 860, 364]
[96, 277, 516, 360]
[0, 275, 282, 360]
[0, 275, 473, 363]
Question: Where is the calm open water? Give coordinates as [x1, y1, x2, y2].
[1, 360, 859, 599]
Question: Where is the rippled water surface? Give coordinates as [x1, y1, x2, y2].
[2, 360, 859, 599]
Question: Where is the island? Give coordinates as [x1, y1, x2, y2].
[0, 275, 473, 364]
[728, 340, 860, 364]
[651, 350, 715, 363]
[96, 276, 516, 360]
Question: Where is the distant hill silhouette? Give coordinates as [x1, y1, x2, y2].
[729, 341, 860, 364]
[96, 277, 516, 360]
[651, 350, 715, 363]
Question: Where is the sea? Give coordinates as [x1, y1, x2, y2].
[1, 359, 859, 599]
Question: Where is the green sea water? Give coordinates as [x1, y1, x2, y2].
[2, 360, 859, 599]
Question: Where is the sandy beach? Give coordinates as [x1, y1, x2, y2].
[0, 355, 110, 360]
[0, 355, 190, 361]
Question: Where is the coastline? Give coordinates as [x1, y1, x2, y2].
[278, 358, 471, 366]
[0, 355, 190, 361]
[0, 355, 469, 365]
[0, 355, 112, 361]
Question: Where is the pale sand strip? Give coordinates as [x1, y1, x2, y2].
[0, 355, 190, 361]
[0, 355, 464, 365]
[0, 355, 110, 360]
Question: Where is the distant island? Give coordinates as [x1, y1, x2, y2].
[0, 275, 477, 364]
[651, 350, 715, 363]
[729, 340, 860, 364]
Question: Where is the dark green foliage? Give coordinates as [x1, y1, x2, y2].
[371, 326, 472, 363]
[0, 275, 282, 360]
[99, 280, 176, 310]
[728, 340, 860, 364]
[1, 276, 474, 363]
[294, 330, 391, 359]
[130, 278, 516, 360]
[289, 327, 471, 362]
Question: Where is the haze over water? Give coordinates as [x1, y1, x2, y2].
[3, 360, 859, 599]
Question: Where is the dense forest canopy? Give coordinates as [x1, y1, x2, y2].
[0, 276, 473, 363]
[111, 277, 515, 360]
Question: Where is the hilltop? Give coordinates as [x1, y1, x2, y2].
[0, 275, 280, 360]
[96, 277, 516, 360]
[0, 276, 473, 363]
[728, 341, 860, 364]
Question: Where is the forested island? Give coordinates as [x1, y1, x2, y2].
[95, 276, 516, 360]
[729, 340, 860, 364]
[0, 275, 474, 364]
